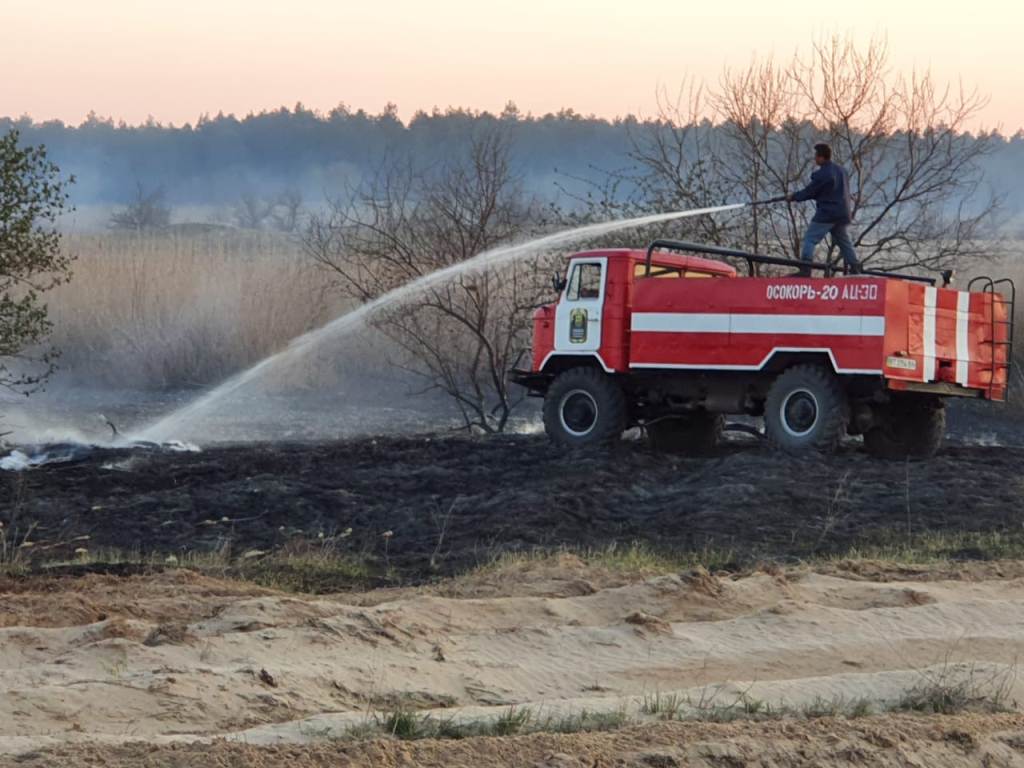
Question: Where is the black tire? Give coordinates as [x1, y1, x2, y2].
[863, 398, 945, 459]
[543, 367, 627, 447]
[764, 364, 847, 454]
[647, 413, 724, 455]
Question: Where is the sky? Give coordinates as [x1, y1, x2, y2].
[3, 0, 1023, 131]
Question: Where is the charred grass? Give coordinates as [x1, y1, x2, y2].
[4, 436, 1024, 588]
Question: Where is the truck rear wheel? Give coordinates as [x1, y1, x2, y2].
[863, 398, 945, 459]
[647, 414, 724, 455]
[764, 364, 847, 454]
[543, 367, 627, 447]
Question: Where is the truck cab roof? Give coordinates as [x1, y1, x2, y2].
[570, 248, 737, 278]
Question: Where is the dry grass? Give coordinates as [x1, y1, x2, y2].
[896, 663, 1015, 715]
[472, 542, 737, 580]
[1, 536, 378, 592]
[44, 232, 1023, 399]
[1002, 264, 1024, 400]
[315, 679, 1006, 744]
[48, 231, 348, 389]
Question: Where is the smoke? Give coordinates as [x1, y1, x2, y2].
[0, 399, 107, 446]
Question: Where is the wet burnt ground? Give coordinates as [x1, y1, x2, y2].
[3, 435, 1024, 583]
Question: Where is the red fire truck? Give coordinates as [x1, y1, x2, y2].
[511, 240, 1014, 457]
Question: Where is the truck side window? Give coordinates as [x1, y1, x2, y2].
[634, 264, 681, 279]
[567, 263, 602, 300]
[633, 264, 716, 279]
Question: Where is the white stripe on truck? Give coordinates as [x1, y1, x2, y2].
[923, 287, 937, 381]
[631, 313, 885, 337]
[955, 291, 971, 385]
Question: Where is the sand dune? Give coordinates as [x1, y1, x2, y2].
[2, 564, 1024, 762]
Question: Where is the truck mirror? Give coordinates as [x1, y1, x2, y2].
[552, 273, 567, 294]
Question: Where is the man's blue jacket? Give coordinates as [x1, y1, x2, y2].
[792, 161, 852, 224]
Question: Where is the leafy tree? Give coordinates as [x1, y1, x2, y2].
[0, 129, 74, 393]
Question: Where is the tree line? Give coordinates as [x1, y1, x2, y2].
[3, 45, 1023, 224]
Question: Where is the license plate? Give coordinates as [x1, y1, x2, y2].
[886, 355, 917, 371]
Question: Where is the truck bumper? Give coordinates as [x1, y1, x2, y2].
[509, 368, 552, 395]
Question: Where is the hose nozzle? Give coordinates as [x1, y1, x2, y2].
[748, 195, 788, 206]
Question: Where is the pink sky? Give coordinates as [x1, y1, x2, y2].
[4, 0, 1022, 131]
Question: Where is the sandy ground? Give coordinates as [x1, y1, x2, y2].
[10, 715, 1024, 767]
[3, 561, 1024, 765]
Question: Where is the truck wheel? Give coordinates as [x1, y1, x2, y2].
[764, 364, 847, 454]
[647, 414, 724, 455]
[543, 367, 627, 447]
[863, 399, 945, 459]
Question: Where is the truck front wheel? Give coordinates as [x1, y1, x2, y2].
[543, 367, 627, 447]
[764, 364, 847, 454]
[863, 398, 945, 459]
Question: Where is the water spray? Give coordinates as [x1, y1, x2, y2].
[133, 204, 746, 442]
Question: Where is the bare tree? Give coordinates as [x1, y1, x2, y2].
[713, 58, 808, 256]
[109, 182, 171, 231]
[272, 188, 303, 232]
[553, 81, 742, 251]
[234, 192, 274, 229]
[714, 35, 1001, 272]
[562, 37, 1000, 276]
[303, 130, 547, 432]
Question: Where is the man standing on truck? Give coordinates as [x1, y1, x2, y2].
[786, 143, 861, 276]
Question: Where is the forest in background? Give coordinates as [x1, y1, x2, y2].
[4, 102, 1024, 227]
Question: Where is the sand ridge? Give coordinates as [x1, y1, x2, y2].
[2, 564, 1024, 758]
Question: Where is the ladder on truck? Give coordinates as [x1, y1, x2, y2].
[968, 276, 1016, 398]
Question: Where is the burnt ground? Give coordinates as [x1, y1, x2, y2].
[3, 432, 1024, 585]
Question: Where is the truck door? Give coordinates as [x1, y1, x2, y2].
[554, 258, 606, 353]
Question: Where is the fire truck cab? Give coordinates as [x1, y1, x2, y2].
[511, 240, 1014, 458]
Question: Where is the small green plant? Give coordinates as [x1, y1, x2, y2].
[379, 709, 430, 740]
[530, 706, 629, 734]
[895, 659, 1016, 716]
[434, 716, 475, 740]
[337, 720, 384, 740]
[848, 697, 874, 718]
[0, 521, 37, 575]
[640, 691, 683, 719]
[739, 694, 768, 716]
[896, 676, 1011, 714]
[490, 706, 531, 736]
[800, 696, 844, 719]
